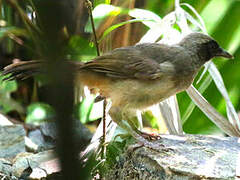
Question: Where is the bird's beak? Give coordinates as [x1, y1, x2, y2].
[216, 48, 234, 59]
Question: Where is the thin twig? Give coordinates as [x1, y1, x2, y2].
[85, 0, 107, 160]
[85, 0, 100, 56]
[5, 0, 41, 34]
[102, 99, 107, 158]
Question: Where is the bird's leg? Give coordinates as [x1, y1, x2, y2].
[109, 106, 134, 135]
[109, 106, 160, 141]
[122, 107, 161, 140]
[127, 119, 161, 141]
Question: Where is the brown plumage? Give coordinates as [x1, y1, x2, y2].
[1, 32, 233, 137]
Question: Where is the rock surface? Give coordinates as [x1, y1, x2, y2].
[106, 134, 240, 180]
[0, 125, 26, 158]
[1, 122, 240, 179]
[0, 121, 92, 179]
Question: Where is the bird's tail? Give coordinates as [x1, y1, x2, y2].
[1, 60, 84, 81]
[1, 60, 45, 81]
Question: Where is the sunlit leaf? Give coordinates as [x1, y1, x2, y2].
[159, 96, 183, 135]
[182, 74, 212, 124]
[129, 8, 161, 28]
[228, 25, 240, 53]
[208, 62, 240, 129]
[92, 4, 124, 18]
[0, 75, 17, 92]
[200, 0, 232, 34]
[140, 12, 180, 44]
[67, 35, 97, 61]
[78, 95, 95, 124]
[186, 85, 240, 136]
[105, 0, 111, 5]
[180, 3, 207, 32]
[0, 74, 24, 113]
[26, 102, 55, 124]
[99, 19, 153, 42]
[85, 4, 127, 33]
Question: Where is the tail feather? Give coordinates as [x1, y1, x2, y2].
[2, 60, 44, 81]
[1, 60, 85, 81]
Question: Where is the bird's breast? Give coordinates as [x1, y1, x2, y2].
[77, 70, 196, 110]
[109, 71, 196, 109]
[107, 76, 179, 109]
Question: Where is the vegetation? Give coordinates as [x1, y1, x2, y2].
[0, 0, 240, 178]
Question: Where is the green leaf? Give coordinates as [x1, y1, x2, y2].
[85, 4, 127, 33]
[78, 95, 95, 124]
[92, 4, 124, 18]
[200, 0, 232, 34]
[0, 26, 27, 40]
[99, 19, 154, 42]
[0, 75, 17, 92]
[182, 75, 212, 124]
[67, 35, 97, 61]
[129, 8, 161, 28]
[26, 103, 55, 124]
[105, 0, 111, 5]
[0, 75, 24, 113]
[142, 111, 159, 130]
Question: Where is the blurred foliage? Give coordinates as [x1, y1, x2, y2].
[0, 0, 240, 178]
[0, 74, 24, 113]
[67, 35, 97, 61]
[0, 0, 239, 136]
[26, 102, 55, 124]
[178, 0, 240, 134]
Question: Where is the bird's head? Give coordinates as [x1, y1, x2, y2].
[179, 32, 233, 62]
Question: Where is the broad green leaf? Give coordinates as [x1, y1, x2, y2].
[208, 62, 240, 129]
[128, 8, 161, 28]
[142, 110, 159, 130]
[78, 95, 95, 124]
[26, 102, 55, 124]
[186, 85, 240, 137]
[228, 25, 240, 53]
[85, 4, 127, 33]
[180, 3, 206, 32]
[200, 0, 232, 34]
[0, 74, 23, 113]
[92, 4, 124, 18]
[0, 75, 17, 92]
[89, 101, 103, 121]
[105, 0, 111, 5]
[67, 35, 97, 61]
[182, 74, 212, 124]
[99, 19, 153, 42]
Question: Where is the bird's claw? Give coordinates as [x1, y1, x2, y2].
[139, 131, 161, 141]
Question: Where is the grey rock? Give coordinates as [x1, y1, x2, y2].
[40, 122, 57, 140]
[106, 134, 240, 180]
[0, 158, 13, 176]
[0, 113, 13, 126]
[28, 129, 55, 152]
[40, 121, 92, 151]
[12, 150, 57, 178]
[0, 125, 26, 158]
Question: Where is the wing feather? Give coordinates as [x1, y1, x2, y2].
[80, 44, 177, 80]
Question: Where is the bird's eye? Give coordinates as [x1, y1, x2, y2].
[208, 40, 219, 49]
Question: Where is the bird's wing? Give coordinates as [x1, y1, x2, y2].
[81, 45, 176, 80]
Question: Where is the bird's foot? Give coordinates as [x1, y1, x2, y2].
[139, 131, 161, 141]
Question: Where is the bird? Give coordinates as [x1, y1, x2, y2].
[1, 32, 233, 139]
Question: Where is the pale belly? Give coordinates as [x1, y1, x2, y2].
[108, 75, 193, 109]
[77, 71, 195, 110]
